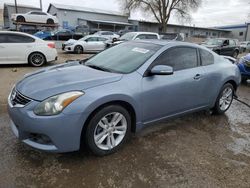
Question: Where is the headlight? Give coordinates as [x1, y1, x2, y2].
[65, 43, 74, 46]
[34, 91, 84, 116]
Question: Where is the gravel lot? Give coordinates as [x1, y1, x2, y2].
[0, 50, 250, 188]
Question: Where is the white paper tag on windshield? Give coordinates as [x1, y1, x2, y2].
[132, 47, 149, 54]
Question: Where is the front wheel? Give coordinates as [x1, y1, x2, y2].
[85, 105, 131, 156]
[74, 45, 83, 54]
[232, 50, 239, 58]
[212, 83, 234, 115]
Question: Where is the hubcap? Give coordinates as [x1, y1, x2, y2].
[219, 87, 233, 111]
[94, 112, 127, 150]
[31, 54, 44, 66]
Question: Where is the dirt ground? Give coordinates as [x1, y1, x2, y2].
[0, 50, 250, 188]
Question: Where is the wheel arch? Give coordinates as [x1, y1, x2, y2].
[74, 45, 84, 53]
[225, 79, 237, 92]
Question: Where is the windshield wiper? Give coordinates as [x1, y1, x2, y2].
[86, 64, 112, 73]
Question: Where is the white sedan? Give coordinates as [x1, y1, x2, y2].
[62, 35, 109, 54]
[0, 31, 57, 67]
[11, 11, 58, 25]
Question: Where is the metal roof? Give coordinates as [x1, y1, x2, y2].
[4, 3, 41, 9]
[80, 18, 133, 26]
[48, 3, 127, 17]
[129, 19, 230, 32]
[215, 24, 249, 30]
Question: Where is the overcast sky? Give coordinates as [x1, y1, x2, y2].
[0, 0, 249, 27]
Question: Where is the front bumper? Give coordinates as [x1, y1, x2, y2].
[8, 94, 87, 153]
[62, 44, 74, 52]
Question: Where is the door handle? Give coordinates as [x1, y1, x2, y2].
[194, 74, 202, 80]
[0, 45, 4, 48]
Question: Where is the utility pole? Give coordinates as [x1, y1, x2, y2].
[39, 0, 43, 10]
[14, 0, 18, 31]
[14, 0, 18, 13]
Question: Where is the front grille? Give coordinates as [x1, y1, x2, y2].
[10, 88, 32, 107]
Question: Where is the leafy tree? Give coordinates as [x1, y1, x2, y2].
[121, 0, 202, 32]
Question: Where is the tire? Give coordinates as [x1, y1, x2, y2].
[17, 16, 25, 23]
[85, 105, 131, 156]
[74, 45, 83, 54]
[241, 77, 248, 83]
[232, 50, 239, 58]
[46, 19, 54, 24]
[28, 52, 46, 67]
[212, 83, 234, 115]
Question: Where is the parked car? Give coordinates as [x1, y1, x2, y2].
[201, 38, 240, 58]
[117, 29, 134, 36]
[8, 40, 241, 156]
[237, 53, 250, 82]
[160, 33, 185, 41]
[34, 30, 54, 40]
[62, 35, 109, 54]
[0, 31, 57, 66]
[94, 31, 119, 40]
[11, 11, 58, 25]
[37, 29, 84, 41]
[106, 32, 160, 47]
[239, 41, 250, 53]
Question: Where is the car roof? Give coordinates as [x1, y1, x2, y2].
[128, 32, 159, 35]
[0, 31, 33, 37]
[86, 35, 109, 38]
[133, 39, 200, 47]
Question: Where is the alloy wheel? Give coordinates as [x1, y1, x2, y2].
[94, 112, 127, 150]
[219, 87, 233, 111]
[30, 53, 45, 66]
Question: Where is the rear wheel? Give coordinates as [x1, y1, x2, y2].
[212, 83, 234, 115]
[85, 105, 131, 156]
[74, 45, 83, 54]
[232, 50, 239, 58]
[46, 19, 54, 24]
[28, 52, 46, 67]
[17, 16, 25, 23]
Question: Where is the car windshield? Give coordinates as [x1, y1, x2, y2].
[204, 39, 223, 45]
[120, 33, 137, 41]
[85, 42, 161, 74]
[79, 36, 91, 41]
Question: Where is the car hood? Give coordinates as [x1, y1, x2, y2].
[64, 39, 77, 45]
[16, 61, 122, 101]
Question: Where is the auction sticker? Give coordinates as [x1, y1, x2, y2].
[132, 47, 149, 54]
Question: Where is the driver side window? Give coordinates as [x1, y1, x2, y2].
[153, 47, 198, 71]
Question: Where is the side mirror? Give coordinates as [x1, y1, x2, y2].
[150, 65, 174, 76]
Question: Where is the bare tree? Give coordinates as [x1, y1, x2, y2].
[121, 0, 202, 32]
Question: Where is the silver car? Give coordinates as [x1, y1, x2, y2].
[62, 35, 109, 54]
[8, 40, 241, 156]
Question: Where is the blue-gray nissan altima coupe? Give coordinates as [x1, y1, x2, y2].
[8, 40, 241, 156]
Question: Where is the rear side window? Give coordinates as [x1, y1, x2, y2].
[7, 34, 35, 43]
[200, 49, 214, 66]
[154, 47, 198, 71]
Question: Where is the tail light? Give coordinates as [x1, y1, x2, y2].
[47, 43, 55, 48]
